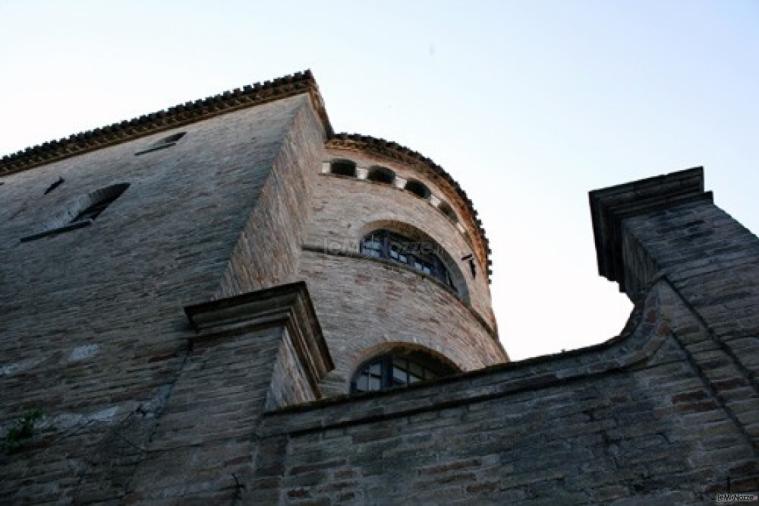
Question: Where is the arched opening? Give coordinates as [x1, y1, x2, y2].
[70, 184, 130, 223]
[358, 220, 470, 303]
[20, 183, 131, 242]
[367, 166, 395, 185]
[404, 179, 430, 199]
[438, 202, 458, 223]
[360, 229, 455, 290]
[350, 347, 458, 393]
[330, 159, 357, 178]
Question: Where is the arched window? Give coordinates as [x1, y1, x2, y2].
[367, 166, 395, 184]
[330, 159, 357, 177]
[70, 183, 130, 223]
[20, 183, 130, 242]
[404, 179, 430, 199]
[351, 350, 456, 393]
[360, 229, 456, 290]
[438, 202, 458, 223]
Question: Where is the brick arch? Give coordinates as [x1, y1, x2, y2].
[357, 219, 470, 304]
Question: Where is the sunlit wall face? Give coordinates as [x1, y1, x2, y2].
[1, 0, 757, 360]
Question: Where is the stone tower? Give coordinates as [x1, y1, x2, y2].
[1, 71, 757, 504]
[301, 134, 508, 394]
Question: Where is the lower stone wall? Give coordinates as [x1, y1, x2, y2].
[251, 279, 758, 505]
[2, 278, 756, 505]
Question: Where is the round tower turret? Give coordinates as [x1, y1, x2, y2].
[298, 134, 507, 395]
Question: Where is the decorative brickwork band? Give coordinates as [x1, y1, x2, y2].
[0, 70, 332, 175]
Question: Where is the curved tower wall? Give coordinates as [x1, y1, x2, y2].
[298, 145, 508, 392]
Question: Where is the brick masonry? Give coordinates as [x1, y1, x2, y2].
[0, 75, 757, 504]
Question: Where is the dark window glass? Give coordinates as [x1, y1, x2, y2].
[438, 202, 458, 223]
[360, 229, 456, 291]
[330, 159, 357, 177]
[351, 352, 455, 393]
[404, 179, 430, 199]
[367, 166, 395, 184]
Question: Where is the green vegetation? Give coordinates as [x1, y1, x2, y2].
[3, 409, 43, 454]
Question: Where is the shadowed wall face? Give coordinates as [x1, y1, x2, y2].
[0, 92, 329, 504]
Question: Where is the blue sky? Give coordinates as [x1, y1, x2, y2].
[1, 1, 757, 360]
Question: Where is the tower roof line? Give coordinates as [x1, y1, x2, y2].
[0, 70, 331, 176]
[327, 134, 492, 279]
[0, 71, 491, 277]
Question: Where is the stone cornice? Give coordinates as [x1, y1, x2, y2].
[327, 134, 492, 280]
[0, 70, 332, 176]
[589, 166, 711, 291]
[184, 281, 334, 398]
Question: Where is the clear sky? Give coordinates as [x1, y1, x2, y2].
[1, 1, 757, 360]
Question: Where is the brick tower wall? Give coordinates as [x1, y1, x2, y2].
[299, 148, 507, 393]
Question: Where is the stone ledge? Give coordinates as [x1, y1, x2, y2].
[589, 167, 711, 292]
[184, 281, 334, 398]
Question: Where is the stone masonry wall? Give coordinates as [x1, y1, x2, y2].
[621, 198, 759, 449]
[250, 278, 758, 505]
[0, 93, 325, 504]
[298, 250, 505, 394]
[120, 324, 287, 504]
[215, 100, 327, 298]
[2, 75, 757, 506]
[307, 149, 495, 328]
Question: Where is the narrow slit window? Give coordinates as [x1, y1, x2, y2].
[135, 132, 186, 155]
[44, 177, 65, 195]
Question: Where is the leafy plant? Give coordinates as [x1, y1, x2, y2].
[3, 409, 43, 454]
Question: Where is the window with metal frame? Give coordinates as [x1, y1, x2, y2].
[351, 352, 455, 393]
[360, 229, 456, 290]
